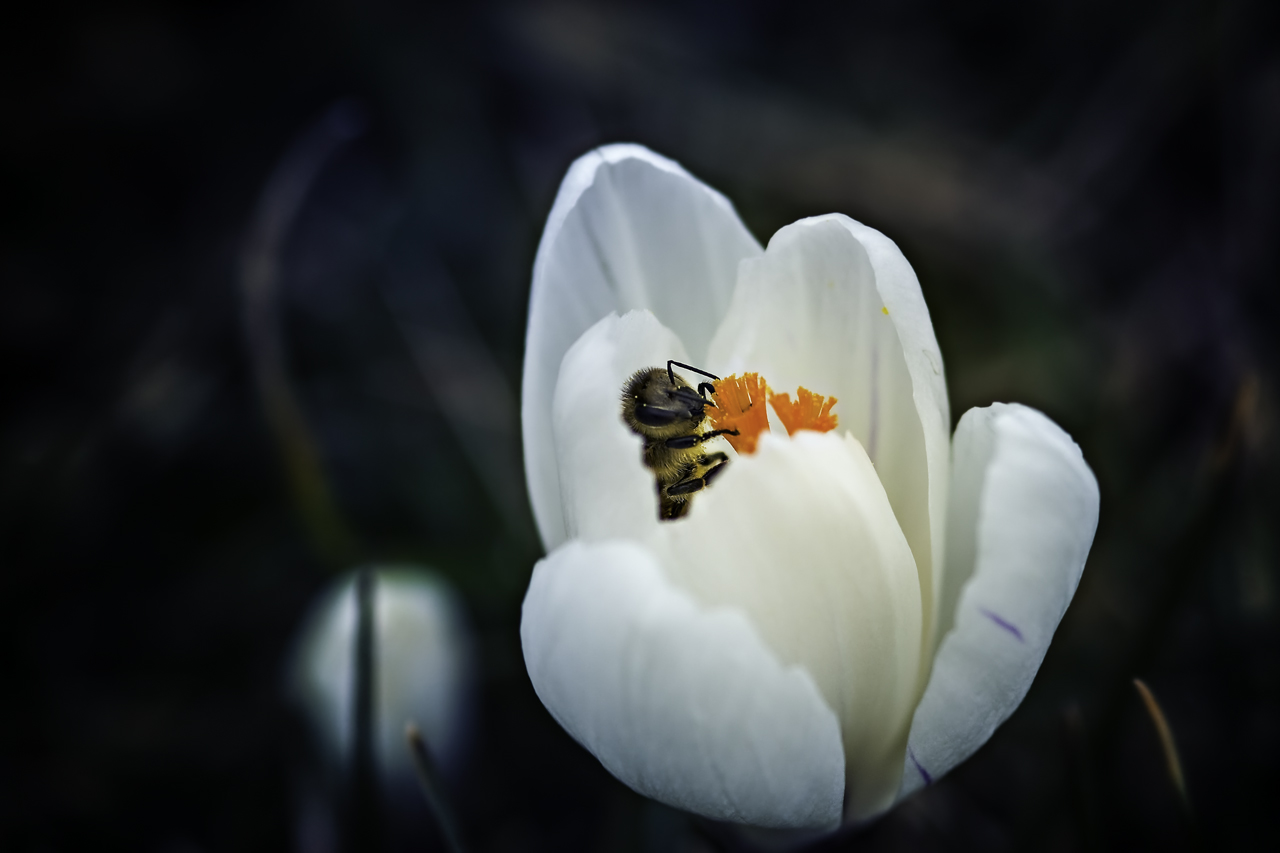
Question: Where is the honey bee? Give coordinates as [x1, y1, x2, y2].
[621, 360, 739, 520]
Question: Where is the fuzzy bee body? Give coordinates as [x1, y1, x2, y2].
[620, 361, 738, 520]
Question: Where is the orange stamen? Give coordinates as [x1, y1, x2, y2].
[708, 373, 771, 455]
[769, 387, 839, 435]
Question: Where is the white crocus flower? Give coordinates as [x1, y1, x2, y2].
[520, 145, 1099, 829]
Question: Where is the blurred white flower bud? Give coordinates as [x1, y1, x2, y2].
[291, 566, 475, 787]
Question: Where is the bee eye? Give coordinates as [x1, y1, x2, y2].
[634, 403, 682, 427]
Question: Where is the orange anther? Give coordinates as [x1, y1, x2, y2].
[769, 387, 839, 435]
[708, 373, 771, 455]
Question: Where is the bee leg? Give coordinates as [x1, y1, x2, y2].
[663, 428, 739, 450]
[702, 453, 729, 485]
[666, 478, 706, 497]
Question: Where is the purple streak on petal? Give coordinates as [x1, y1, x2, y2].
[980, 607, 1025, 642]
[908, 746, 932, 786]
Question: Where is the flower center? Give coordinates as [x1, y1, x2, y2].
[708, 373, 839, 455]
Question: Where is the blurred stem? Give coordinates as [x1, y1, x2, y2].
[405, 722, 468, 853]
[348, 567, 383, 852]
[240, 101, 364, 566]
[1132, 679, 1190, 815]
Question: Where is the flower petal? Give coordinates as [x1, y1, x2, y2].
[655, 431, 923, 820]
[706, 216, 950, 658]
[524, 145, 763, 550]
[522, 538, 846, 829]
[552, 309, 688, 542]
[899, 404, 1099, 798]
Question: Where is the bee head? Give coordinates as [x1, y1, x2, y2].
[622, 367, 711, 434]
[634, 384, 707, 427]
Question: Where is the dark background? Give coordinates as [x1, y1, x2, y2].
[4, 1, 1279, 850]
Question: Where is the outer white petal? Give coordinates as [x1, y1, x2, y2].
[899, 404, 1099, 798]
[523, 145, 763, 551]
[552, 309, 686, 543]
[656, 431, 923, 820]
[706, 215, 950, 657]
[521, 539, 845, 829]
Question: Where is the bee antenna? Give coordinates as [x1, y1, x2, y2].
[667, 360, 720, 385]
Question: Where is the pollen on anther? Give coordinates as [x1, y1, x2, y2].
[769, 387, 839, 435]
[708, 373, 771, 455]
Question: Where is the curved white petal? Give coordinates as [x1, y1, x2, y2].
[656, 431, 922, 820]
[522, 539, 845, 829]
[706, 215, 950, 658]
[523, 145, 763, 550]
[899, 404, 1099, 798]
[552, 309, 686, 543]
